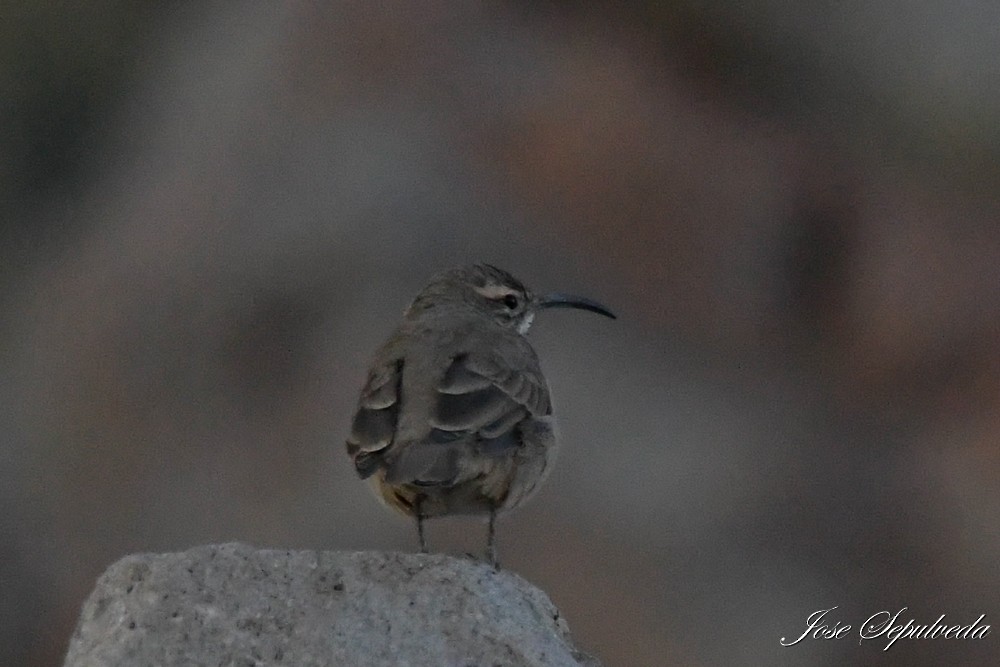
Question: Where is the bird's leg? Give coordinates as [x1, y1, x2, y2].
[415, 496, 427, 554]
[487, 505, 499, 569]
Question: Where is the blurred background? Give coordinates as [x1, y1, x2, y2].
[2, 1, 998, 665]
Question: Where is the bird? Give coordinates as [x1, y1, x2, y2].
[345, 263, 615, 567]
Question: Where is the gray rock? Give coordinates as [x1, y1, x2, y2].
[63, 543, 601, 667]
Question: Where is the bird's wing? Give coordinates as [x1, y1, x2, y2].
[384, 347, 551, 485]
[346, 358, 403, 478]
[433, 349, 551, 433]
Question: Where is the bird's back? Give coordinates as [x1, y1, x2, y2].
[347, 311, 556, 516]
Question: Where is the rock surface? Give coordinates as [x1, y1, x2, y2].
[63, 543, 600, 667]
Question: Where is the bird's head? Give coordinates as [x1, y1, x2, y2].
[405, 263, 615, 333]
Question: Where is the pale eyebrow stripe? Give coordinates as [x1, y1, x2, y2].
[474, 284, 515, 299]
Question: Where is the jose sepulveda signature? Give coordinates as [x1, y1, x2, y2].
[781, 606, 990, 651]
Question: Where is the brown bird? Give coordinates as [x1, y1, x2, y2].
[346, 264, 615, 567]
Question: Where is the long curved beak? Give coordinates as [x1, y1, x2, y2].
[538, 292, 616, 319]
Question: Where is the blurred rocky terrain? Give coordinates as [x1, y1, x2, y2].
[2, 2, 998, 666]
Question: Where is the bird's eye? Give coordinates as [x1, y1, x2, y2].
[503, 294, 519, 310]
